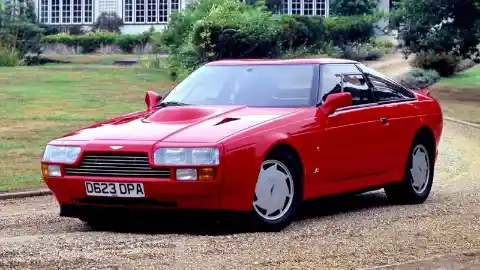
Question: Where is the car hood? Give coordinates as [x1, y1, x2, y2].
[56, 105, 302, 143]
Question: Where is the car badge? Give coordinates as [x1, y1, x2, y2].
[110, 146, 124, 150]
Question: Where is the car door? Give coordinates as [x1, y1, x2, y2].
[317, 64, 392, 186]
[358, 63, 420, 180]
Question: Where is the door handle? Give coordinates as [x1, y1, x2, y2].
[380, 117, 389, 125]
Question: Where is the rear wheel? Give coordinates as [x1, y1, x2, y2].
[251, 151, 302, 231]
[385, 135, 434, 204]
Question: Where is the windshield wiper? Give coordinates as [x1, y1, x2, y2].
[154, 101, 189, 108]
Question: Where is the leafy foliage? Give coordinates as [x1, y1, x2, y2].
[42, 31, 153, 53]
[400, 68, 441, 89]
[0, 45, 19, 66]
[324, 15, 378, 46]
[411, 50, 461, 77]
[331, 0, 380, 16]
[396, 0, 480, 59]
[0, 0, 44, 58]
[93, 12, 123, 33]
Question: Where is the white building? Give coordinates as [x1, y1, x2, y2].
[30, 0, 391, 34]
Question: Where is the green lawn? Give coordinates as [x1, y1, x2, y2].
[42, 53, 164, 65]
[0, 65, 175, 191]
[430, 66, 480, 124]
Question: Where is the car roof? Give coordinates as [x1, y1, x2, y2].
[206, 58, 359, 66]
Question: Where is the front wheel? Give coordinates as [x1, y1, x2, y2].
[385, 136, 434, 204]
[251, 151, 302, 231]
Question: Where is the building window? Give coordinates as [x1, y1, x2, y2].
[40, 0, 49, 23]
[99, 0, 117, 13]
[315, 0, 326, 16]
[73, 0, 82, 23]
[51, 0, 60, 23]
[124, 0, 180, 24]
[304, 0, 313, 15]
[291, 0, 301, 14]
[171, 0, 179, 12]
[146, 0, 157, 23]
[124, 0, 134, 22]
[282, 0, 328, 16]
[158, 0, 168, 22]
[84, 0, 93, 23]
[38, 0, 95, 24]
[62, 0, 71, 23]
[135, 0, 145, 23]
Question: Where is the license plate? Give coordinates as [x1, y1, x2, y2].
[85, 181, 145, 198]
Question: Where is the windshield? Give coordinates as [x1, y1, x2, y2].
[162, 64, 318, 107]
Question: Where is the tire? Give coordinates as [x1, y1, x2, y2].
[251, 150, 302, 232]
[384, 135, 434, 204]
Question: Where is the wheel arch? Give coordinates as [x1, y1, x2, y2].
[413, 125, 436, 159]
[263, 142, 305, 195]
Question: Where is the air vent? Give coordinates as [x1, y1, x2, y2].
[214, 117, 240, 126]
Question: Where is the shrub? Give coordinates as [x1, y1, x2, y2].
[41, 31, 152, 53]
[411, 50, 461, 77]
[332, 42, 385, 61]
[76, 31, 117, 53]
[41, 33, 77, 47]
[0, 46, 19, 67]
[164, 0, 284, 80]
[401, 68, 440, 89]
[456, 58, 476, 72]
[331, 0, 379, 16]
[115, 34, 140, 53]
[324, 15, 378, 46]
[93, 12, 123, 33]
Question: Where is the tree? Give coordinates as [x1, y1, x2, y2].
[93, 12, 123, 33]
[396, 0, 480, 59]
[0, 0, 44, 57]
[331, 0, 379, 16]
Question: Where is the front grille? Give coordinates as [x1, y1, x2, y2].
[64, 153, 171, 178]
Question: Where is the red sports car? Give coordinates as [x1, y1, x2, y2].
[41, 58, 443, 231]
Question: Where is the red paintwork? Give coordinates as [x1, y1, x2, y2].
[42, 60, 443, 213]
[207, 58, 357, 66]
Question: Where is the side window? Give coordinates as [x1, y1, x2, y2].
[320, 64, 374, 106]
[356, 63, 416, 99]
[367, 75, 414, 102]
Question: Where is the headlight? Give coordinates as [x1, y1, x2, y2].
[154, 147, 219, 165]
[42, 145, 81, 163]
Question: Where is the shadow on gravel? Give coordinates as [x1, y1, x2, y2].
[84, 190, 392, 236]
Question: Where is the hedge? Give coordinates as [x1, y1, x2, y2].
[41, 31, 153, 53]
[160, 0, 379, 80]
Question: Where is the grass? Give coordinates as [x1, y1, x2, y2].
[0, 64, 175, 191]
[41, 53, 165, 65]
[430, 66, 480, 124]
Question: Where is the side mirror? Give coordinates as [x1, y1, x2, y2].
[145, 91, 162, 111]
[320, 92, 353, 116]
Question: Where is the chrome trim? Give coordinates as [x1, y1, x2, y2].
[64, 153, 171, 178]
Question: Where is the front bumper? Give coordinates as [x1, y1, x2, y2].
[44, 176, 222, 211]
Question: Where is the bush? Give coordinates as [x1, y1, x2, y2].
[411, 51, 461, 77]
[324, 15, 378, 46]
[400, 68, 440, 89]
[331, 0, 379, 16]
[163, 0, 284, 80]
[329, 41, 387, 61]
[93, 12, 123, 33]
[0, 46, 19, 67]
[76, 31, 118, 53]
[456, 58, 476, 72]
[41, 31, 152, 53]
[115, 34, 140, 53]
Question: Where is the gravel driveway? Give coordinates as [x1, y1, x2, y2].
[0, 121, 479, 270]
